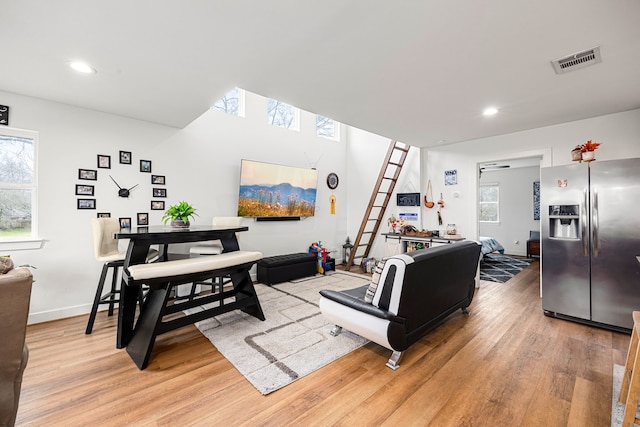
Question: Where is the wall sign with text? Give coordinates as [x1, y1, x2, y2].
[0, 105, 9, 126]
[445, 169, 457, 185]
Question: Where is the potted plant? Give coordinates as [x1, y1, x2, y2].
[162, 201, 198, 228]
[580, 140, 601, 161]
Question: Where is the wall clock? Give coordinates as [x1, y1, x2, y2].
[327, 173, 339, 190]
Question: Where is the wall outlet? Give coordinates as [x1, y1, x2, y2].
[514, 240, 519, 244]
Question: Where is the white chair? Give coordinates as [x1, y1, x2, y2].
[85, 218, 159, 334]
[187, 216, 243, 299]
[189, 216, 244, 255]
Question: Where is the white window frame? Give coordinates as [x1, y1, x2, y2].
[267, 99, 300, 131]
[0, 126, 42, 250]
[479, 182, 500, 223]
[316, 115, 340, 141]
[212, 87, 245, 117]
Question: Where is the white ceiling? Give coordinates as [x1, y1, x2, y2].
[1, 1, 639, 148]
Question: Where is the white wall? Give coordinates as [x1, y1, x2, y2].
[424, 108, 640, 243]
[479, 166, 541, 256]
[1, 90, 409, 324]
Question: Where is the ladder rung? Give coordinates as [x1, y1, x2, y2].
[389, 162, 402, 166]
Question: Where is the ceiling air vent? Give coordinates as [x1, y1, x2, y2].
[551, 46, 602, 74]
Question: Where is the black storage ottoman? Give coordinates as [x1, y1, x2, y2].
[257, 253, 318, 285]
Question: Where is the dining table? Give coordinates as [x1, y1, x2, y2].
[113, 225, 263, 356]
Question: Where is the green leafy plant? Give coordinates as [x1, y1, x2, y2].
[162, 201, 198, 225]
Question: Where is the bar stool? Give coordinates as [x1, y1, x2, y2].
[187, 216, 243, 298]
[619, 311, 640, 426]
[85, 218, 159, 334]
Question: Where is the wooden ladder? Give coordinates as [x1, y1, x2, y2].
[345, 140, 410, 271]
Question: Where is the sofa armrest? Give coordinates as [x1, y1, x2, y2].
[319, 286, 402, 322]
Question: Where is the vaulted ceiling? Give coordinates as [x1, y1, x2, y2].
[1, 1, 639, 147]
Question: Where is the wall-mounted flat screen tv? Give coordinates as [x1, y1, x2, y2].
[237, 159, 319, 218]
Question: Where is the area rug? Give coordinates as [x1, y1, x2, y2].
[612, 363, 640, 426]
[480, 254, 533, 283]
[189, 271, 371, 395]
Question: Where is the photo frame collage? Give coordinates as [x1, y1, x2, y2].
[77, 150, 167, 229]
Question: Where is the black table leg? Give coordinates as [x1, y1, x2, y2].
[117, 279, 140, 349]
[125, 283, 172, 369]
[231, 269, 265, 321]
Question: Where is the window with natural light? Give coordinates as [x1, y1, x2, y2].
[0, 128, 38, 240]
[212, 87, 245, 117]
[267, 99, 299, 130]
[479, 183, 499, 222]
[316, 115, 339, 140]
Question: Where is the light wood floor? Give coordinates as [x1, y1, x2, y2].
[17, 261, 630, 426]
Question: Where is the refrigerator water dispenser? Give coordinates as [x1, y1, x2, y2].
[548, 205, 579, 239]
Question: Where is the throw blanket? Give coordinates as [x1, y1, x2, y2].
[479, 236, 505, 255]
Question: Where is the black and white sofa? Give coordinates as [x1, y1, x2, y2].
[319, 240, 481, 369]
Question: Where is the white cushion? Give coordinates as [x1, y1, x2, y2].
[189, 243, 223, 255]
[127, 250, 262, 280]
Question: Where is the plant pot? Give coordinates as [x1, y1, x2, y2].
[170, 219, 190, 228]
[582, 151, 595, 161]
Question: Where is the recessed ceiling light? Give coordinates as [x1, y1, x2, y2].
[483, 107, 498, 116]
[69, 61, 97, 74]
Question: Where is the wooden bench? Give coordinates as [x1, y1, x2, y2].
[123, 250, 264, 369]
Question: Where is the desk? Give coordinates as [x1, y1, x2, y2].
[382, 233, 465, 255]
[114, 225, 263, 363]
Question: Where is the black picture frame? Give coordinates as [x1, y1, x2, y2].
[140, 159, 152, 173]
[119, 217, 131, 229]
[137, 212, 149, 226]
[0, 105, 9, 126]
[97, 212, 111, 218]
[120, 150, 132, 165]
[153, 188, 166, 198]
[151, 175, 165, 185]
[77, 199, 96, 209]
[97, 154, 111, 169]
[396, 192, 421, 206]
[75, 184, 94, 196]
[78, 168, 97, 180]
[151, 200, 165, 210]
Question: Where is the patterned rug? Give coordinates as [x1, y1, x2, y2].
[612, 364, 638, 426]
[188, 271, 371, 394]
[480, 255, 533, 283]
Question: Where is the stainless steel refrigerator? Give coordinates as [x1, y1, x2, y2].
[541, 158, 640, 331]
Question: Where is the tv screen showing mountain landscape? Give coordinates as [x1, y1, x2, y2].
[237, 159, 318, 217]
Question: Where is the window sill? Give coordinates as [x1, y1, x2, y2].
[0, 237, 45, 251]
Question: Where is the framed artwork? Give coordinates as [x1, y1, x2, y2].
[140, 159, 152, 173]
[120, 150, 132, 165]
[75, 184, 94, 196]
[153, 188, 166, 198]
[119, 217, 131, 229]
[97, 212, 111, 218]
[97, 154, 111, 169]
[137, 213, 149, 226]
[151, 200, 165, 210]
[0, 105, 9, 126]
[151, 175, 165, 185]
[396, 193, 421, 206]
[445, 169, 458, 185]
[77, 199, 96, 209]
[533, 181, 541, 220]
[78, 168, 97, 180]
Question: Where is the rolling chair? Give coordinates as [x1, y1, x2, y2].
[85, 218, 159, 334]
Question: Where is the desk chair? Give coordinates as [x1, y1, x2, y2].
[86, 218, 159, 334]
[187, 216, 243, 299]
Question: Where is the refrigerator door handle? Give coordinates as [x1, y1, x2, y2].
[592, 187, 599, 257]
[582, 188, 588, 256]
